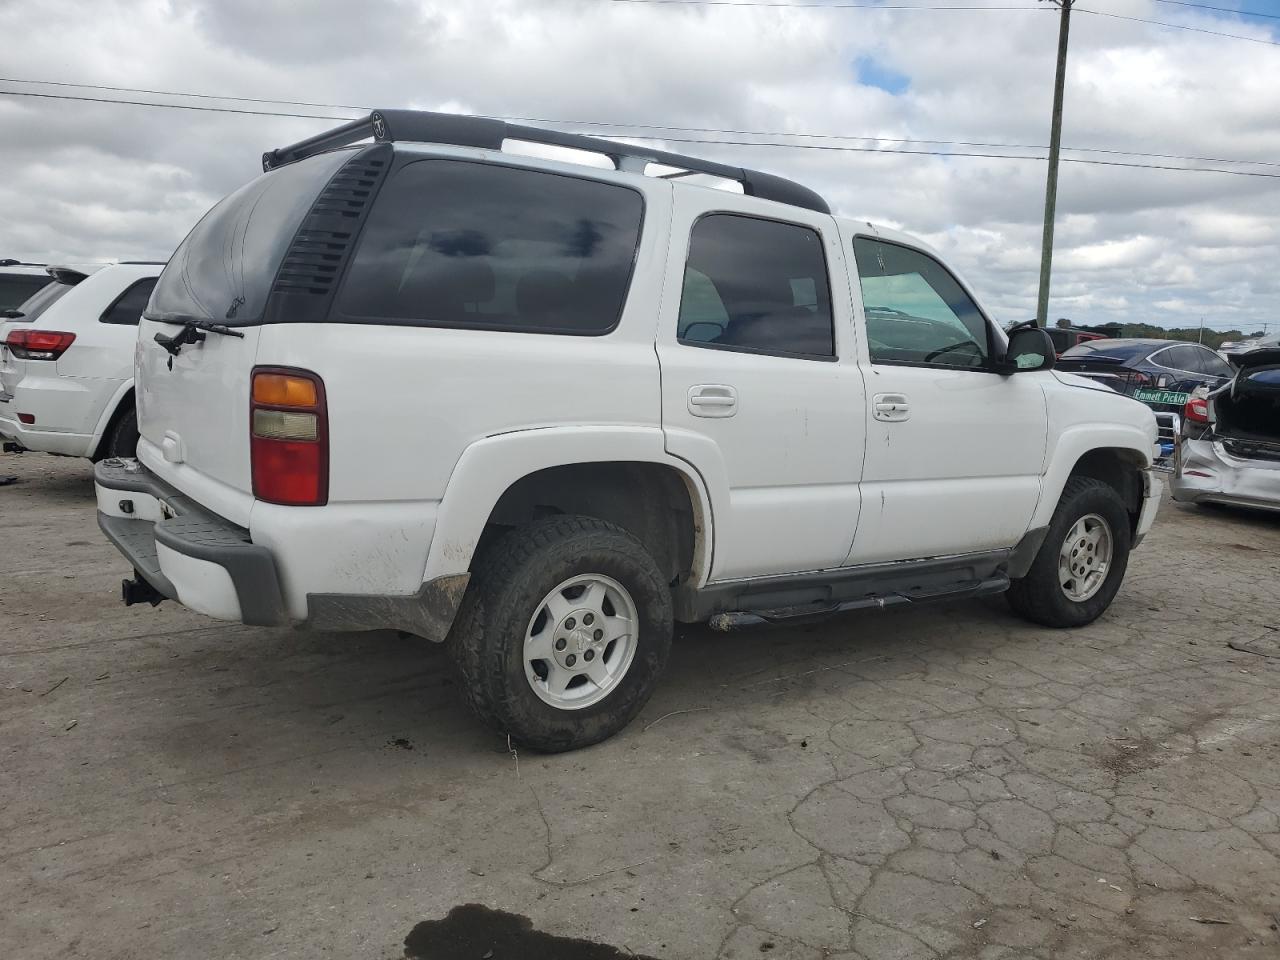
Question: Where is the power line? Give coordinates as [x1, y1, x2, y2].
[640, 133, 1280, 178]
[1150, 0, 1280, 22]
[0, 88, 349, 122]
[3, 88, 1280, 180]
[5, 77, 1279, 170]
[1074, 7, 1280, 46]
[606, 0, 1040, 8]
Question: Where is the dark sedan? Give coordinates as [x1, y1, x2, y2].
[1056, 338, 1235, 410]
[1056, 339, 1236, 461]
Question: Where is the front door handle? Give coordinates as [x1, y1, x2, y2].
[873, 392, 910, 422]
[688, 384, 738, 418]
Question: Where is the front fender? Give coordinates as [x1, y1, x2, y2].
[1030, 422, 1154, 530]
[421, 426, 715, 585]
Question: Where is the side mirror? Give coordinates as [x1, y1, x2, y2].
[999, 327, 1056, 375]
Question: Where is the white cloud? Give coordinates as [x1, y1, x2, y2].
[0, 0, 1277, 333]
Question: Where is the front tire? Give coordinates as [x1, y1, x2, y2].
[448, 516, 674, 753]
[1007, 476, 1132, 628]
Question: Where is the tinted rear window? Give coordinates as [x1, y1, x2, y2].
[1061, 341, 1152, 361]
[0, 274, 50, 311]
[335, 160, 644, 334]
[148, 148, 354, 325]
[9, 279, 74, 322]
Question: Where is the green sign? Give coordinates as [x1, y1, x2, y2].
[1134, 388, 1191, 406]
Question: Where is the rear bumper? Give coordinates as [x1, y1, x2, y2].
[1171, 439, 1280, 513]
[95, 458, 289, 625]
[0, 406, 96, 457]
[95, 457, 468, 638]
[0, 372, 110, 457]
[1133, 468, 1163, 548]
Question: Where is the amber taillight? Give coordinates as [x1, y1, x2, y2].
[250, 367, 328, 506]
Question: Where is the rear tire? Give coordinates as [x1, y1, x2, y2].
[100, 405, 139, 460]
[448, 515, 673, 753]
[1007, 476, 1132, 628]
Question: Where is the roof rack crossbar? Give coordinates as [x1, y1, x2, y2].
[262, 109, 829, 214]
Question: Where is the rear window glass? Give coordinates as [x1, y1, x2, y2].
[1061, 341, 1151, 361]
[8, 279, 74, 322]
[100, 278, 159, 325]
[0, 274, 50, 311]
[148, 148, 354, 325]
[335, 160, 644, 334]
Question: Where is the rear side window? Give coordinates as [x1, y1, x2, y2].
[677, 214, 834, 359]
[148, 148, 355, 325]
[335, 160, 644, 334]
[100, 278, 158, 326]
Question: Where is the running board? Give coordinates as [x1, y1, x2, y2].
[706, 575, 1010, 631]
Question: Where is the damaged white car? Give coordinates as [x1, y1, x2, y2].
[1172, 349, 1280, 512]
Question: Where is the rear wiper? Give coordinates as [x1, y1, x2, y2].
[153, 318, 245, 358]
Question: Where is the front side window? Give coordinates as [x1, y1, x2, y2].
[853, 238, 990, 368]
[677, 214, 834, 359]
[100, 278, 158, 326]
[336, 160, 644, 334]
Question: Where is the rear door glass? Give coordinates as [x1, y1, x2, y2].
[676, 214, 835, 359]
[335, 160, 644, 335]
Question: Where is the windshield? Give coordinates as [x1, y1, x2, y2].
[148, 148, 354, 325]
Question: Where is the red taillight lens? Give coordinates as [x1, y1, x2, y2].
[5, 329, 76, 360]
[250, 367, 327, 506]
[1185, 397, 1210, 424]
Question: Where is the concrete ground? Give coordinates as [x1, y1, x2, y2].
[3, 454, 1280, 960]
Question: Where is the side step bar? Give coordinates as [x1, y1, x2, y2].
[706, 575, 1010, 631]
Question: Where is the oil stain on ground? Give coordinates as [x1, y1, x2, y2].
[404, 904, 662, 959]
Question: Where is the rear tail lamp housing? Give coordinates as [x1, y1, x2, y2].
[5, 329, 76, 360]
[1184, 396, 1210, 424]
[250, 367, 328, 506]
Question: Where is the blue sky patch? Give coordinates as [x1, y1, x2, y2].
[854, 55, 910, 95]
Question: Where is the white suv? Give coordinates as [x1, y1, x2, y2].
[94, 110, 1162, 751]
[1, 262, 162, 460]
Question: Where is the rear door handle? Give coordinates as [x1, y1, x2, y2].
[688, 384, 738, 418]
[873, 392, 910, 422]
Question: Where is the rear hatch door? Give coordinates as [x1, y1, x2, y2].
[135, 147, 358, 517]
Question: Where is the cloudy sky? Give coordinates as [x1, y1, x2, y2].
[1, 0, 1278, 332]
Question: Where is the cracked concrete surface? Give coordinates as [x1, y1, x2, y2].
[3, 455, 1280, 959]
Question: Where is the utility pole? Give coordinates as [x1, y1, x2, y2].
[1035, 0, 1073, 327]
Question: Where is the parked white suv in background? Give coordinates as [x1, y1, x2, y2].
[0, 260, 54, 313]
[1, 262, 161, 460]
[94, 110, 1162, 751]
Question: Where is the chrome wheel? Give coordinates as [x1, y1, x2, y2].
[1058, 513, 1113, 602]
[523, 573, 639, 711]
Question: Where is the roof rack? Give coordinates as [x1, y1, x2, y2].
[262, 109, 830, 215]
